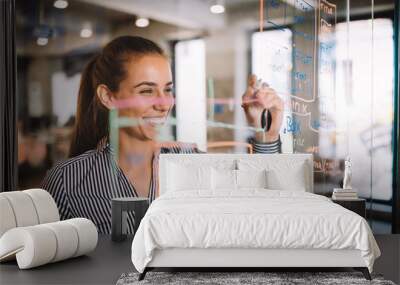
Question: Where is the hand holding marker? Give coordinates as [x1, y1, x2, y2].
[257, 83, 273, 132]
[241, 75, 284, 142]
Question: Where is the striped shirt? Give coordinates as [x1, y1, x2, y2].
[41, 138, 281, 234]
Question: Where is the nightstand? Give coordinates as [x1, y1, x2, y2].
[331, 198, 366, 218]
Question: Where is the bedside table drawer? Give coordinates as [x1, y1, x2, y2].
[332, 199, 366, 218]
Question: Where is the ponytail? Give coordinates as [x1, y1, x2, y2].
[69, 55, 108, 157]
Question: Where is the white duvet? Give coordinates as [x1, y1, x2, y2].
[131, 190, 380, 273]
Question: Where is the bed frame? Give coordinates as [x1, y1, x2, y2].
[138, 154, 371, 281]
[140, 248, 371, 280]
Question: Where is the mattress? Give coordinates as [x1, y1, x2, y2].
[131, 190, 380, 273]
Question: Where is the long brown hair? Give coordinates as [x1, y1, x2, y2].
[69, 36, 164, 157]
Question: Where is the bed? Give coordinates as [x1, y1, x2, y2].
[131, 154, 380, 280]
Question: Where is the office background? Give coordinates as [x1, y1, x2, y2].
[0, 0, 399, 233]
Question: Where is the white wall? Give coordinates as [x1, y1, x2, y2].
[175, 39, 207, 151]
[51, 72, 80, 126]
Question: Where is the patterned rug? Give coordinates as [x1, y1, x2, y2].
[116, 271, 396, 285]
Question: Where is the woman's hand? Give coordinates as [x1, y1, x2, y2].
[241, 75, 284, 142]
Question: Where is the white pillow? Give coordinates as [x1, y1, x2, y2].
[167, 162, 212, 192]
[238, 158, 308, 192]
[236, 169, 267, 189]
[212, 168, 237, 191]
[266, 163, 306, 191]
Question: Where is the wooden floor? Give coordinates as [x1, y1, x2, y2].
[374, 234, 400, 284]
[0, 234, 398, 284]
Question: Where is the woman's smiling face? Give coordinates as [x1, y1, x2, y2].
[113, 54, 174, 141]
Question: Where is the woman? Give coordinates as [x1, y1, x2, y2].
[42, 36, 284, 234]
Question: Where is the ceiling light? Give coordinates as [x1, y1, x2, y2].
[210, 1, 225, 14]
[36, 37, 48, 46]
[80, 27, 93, 38]
[54, 0, 68, 9]
[135, 17, 149, 28]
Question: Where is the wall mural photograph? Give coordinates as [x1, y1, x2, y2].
[1, 0, 399, 284]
